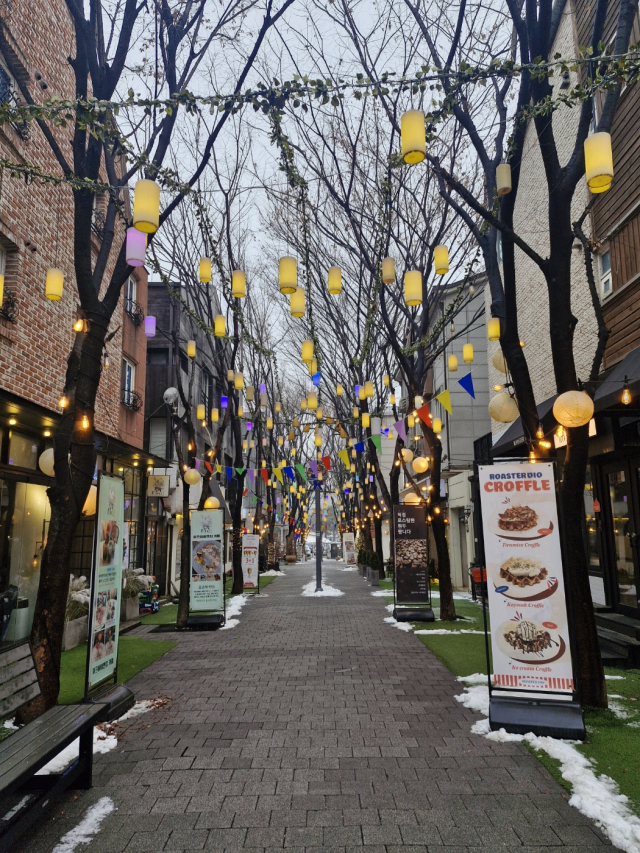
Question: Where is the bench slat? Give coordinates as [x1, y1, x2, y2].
[0, 642, 42, 718]
[0, 706, 86, 765]
[0, 643, 32, 674]
[0, 681, 41, 718]
[0, 653, 36, 692]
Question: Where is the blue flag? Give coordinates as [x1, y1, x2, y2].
[458, 372, 475, 400]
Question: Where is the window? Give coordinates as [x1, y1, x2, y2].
[202, 370, 213, 413]
[147, 347, 168, 365]
[149, 418, 168, 458]
[8, 431, 38, 469]
[600, 251, 612, 297]
[121, 357, 136, 406]
[125, 276, 136, 313]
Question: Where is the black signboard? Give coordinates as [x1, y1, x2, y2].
[394, 505, 430, 604]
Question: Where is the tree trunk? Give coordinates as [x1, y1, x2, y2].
[176, 482, 191, 629]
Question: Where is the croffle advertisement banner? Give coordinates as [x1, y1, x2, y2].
[478, 462, 575, 693]
[190, 510, 224, 612]
[242, 534, 260, 588]
[88, 473, 125, 690]
[343, 532, 356, 565]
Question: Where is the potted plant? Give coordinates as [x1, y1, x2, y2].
[121, 569, 142, 623]
[62, 575, 89, 651]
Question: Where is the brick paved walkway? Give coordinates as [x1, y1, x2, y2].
[23, 560, 614, 852]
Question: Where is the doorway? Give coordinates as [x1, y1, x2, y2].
[602, 461, 640, 617]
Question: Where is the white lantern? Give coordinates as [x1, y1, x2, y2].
[552, 390, 594, 428]
[488, 391, 519, 423]
[492, 350, 509, 374]
[39, 447, 55, 477]
[400, 448, 414, 463]
[404, 492, 421, 505]
[184, 468, 201, 485]
[412, 456, 429, 474]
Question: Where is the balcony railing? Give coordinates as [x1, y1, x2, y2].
[121, 389, 143, 412]
[124, 298, 144, 327]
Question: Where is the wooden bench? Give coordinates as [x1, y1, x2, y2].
[0, 641, 134, 852]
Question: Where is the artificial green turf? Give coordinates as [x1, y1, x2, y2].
[417, 633, 490, 678]
[58, 636, 177, 704]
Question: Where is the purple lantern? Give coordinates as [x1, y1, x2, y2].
[246, 421, 252, 431]
[144, 315, 156, 337]
[259, 383, 267, 394]
[221, 395, 228, 409]
[126, 227, 146, 267]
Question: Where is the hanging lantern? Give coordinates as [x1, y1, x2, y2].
[584, 132, 613, 193]
[234, 372, 243, 390]
[552, 390, 594, 428]
[401, 110, 426, 164]
[279, 256, 297, 294]
[488, 391, 519, 423]
[274, 401, 281, 414]
[278, 435, 284, 446]
[412, 456, 429, 474]
[133, 179, 160, 233]
[496, 163, 512, 195]
[39, 448, 55, 477]
[433, 417, 442, 434]
[448, 355, 458, 373]
[144, 316, 156, 338]
[336, 384, 343, 396]
[290, 288, 305, 317]
[400, 448, 414, 463]
[404, 492, 421, 505]
[204, 496, 220, 510]
[184, 468, 201, 485]
[196, 404, 206, 421]
[187, 340, 196, 358]
[492, 350, 508, 374]
[226, 369, 234, 382]
[267, 417, 273, 430]
[381, 257, 395, 284]
[622, 379, 632, 406]
[211, 408, 219, 423]
[404, 270, 422, 306]
[302, 340, 314, 363]
[199, 258, 212, 283]
[238, 405, 244, 418]
[232, 270, 246, 298]
[316, 407, 323, 420]
[260, 392, 267, 407]
[434, 245, 449, 275]
[463, 343, 473, 363]
[214, 315, 226, 337]
[45, 268, 64, 301]
[415, 395, 423, 407]
[315, 435, 322, 447]
[362, 413, 370, 428]
[221, 395, 228, 409]
[301, 399, 307, 411]
[383, 374, 390, 387]
[488, 317, 501, 341]
[126, 227, 146, 267]
[307, 391, 317, 410]
[390, 393, 396, 405]
[328, 266, 342, 295]
[363, 380, 373, 398]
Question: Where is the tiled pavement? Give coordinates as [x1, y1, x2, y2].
[21, 561, 614, 852]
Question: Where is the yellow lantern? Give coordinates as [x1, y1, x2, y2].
[488, 391, 519, 423]
[187, 340, 196, 358]
[584, 132, 613, 192]
[279, 256, 297, 294]
[290, 288, 305, 317]
[407, 414, 415, 428]
[448, 355, 458, 373]
[434, 245, 449, 275]
[401, 110, 426, 164]
[232, 270, 246, 298]
[267, 417, 273, 430]
[214, 315, 226, 337]
[301, 399, 307, 411]
[246, 386, 254, 402]
[204, 496, 220, 510]
[362, 413, 370, 428]
[278, 435, 284, 446]
[307, 391, 317, 410]
[358, 386, 366, 402]
[488, 317, 501, 341]
[400, 448, 414, 463]
[337, 384, 343, 396]
[496, 163, 512, 195]
[238, 405, 244, 417]
[463, 344, 473, 363]
[363, 380, 373, 398]
[234, 372, 243, 390]
[382, 257, 395, 284]
[315, 435, 322, 447]
[199, 258, 212, 283]
[412, 456, 429, 474]
[183, 468, 201, 485]
[316, 407, 323, 420]
[433, 417, 442, 434]
[404, 270, 422, 306]
[133, 179, 160, 233]
[492, 350, 508, 374]
[196, 404, 205, 421]
[552, 390, 594, 428]
[45, 268, 64, 301]
[275, 401, 281, 413]
[328, 266, 342, 295]
[302, 340, 313, 363]
[383, 374, 390, 387]
[352, 406, 359, 418]
[211, 408, 219, 423]
[390, 393, 396, 405]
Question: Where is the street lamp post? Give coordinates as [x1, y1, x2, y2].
[315, 482, 323, 592]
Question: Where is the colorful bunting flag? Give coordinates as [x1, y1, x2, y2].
[284, 466, 295, 481]
[235, 467, 245, 476]
[308, 460, 318, 477]
[216, 464, 222, 474]
[436, 389, 452, 415]
[288, 429, 295, 441]
[369, 435, 382, 453]
[458, 372, 475, 399]
[394, 419, 407, 442]
[205, 461, 213, 475]
[273, 467, 283, 484]
[260, 468, 268, 484]
[225, 466, 233, 481]
[292, 417, 300, 427]
[322, 455, 331, 471]
[338, 449, 350, 467]
[416, 403, 432, 427]
[247, 469, 255, 487]
[295, 463, 308, 481]
[354, 440, 365, 453]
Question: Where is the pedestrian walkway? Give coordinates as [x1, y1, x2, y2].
[24, 561, 613, 852]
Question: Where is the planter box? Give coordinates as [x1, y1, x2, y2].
[370, 570, 380, 587]
[120, 597, 139, 623]
[285, 554, 297, 564]
[62, 615, 88, 651]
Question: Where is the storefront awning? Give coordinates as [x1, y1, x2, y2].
[491, 395, 557, 457]
[594, 346, 640, 413]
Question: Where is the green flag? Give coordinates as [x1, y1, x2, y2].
[295, 463, 308, 481]
[369, 435, 382, 453]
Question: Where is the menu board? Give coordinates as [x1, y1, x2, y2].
[394, 505, 430, 604]
[343, 532, 356, 565]
[242, 534, 260, 588]
[190, 510, 224, 612]
[478, 462, 575, 693]
[87, 473, 125, 690]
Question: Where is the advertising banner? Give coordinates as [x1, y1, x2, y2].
[190, 510, 224, 612]
[242, 534, 260, 588]
[343, 532, 356, 565]
[394, 505, 430, 604]
[478, 462, 575, 692]
[87, 473, 125, 691]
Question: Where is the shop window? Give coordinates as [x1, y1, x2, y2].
[600, 251, 612, 297]
[122, 465, 142, 567]
[8, 431, 38, 469]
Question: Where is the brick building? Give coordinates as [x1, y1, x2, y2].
[0, 0, 153, 642]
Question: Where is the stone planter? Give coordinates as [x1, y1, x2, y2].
[62, 615, 88, 652]
[120, 597, 139, 623]
[370, 570, 380, 587]
[285, 554, 297, 564]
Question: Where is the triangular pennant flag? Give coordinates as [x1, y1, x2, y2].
[292, 417, 300, 427]
[295, 463, 308, 481]
[338, 449, 350, 468]
[225, 466, 233, 481]
[338, 424, 348, 439]
[205, 461, 213, 475]
[308, 460, 318, 477]
[235, 467, 245, 476]
[354, 440, 365, 453]
[247, 469, 255, 487]
[322, 455, 331, 471]
[369, 435, 382, 453]
[242, 487, 248, 497]
[273, 467, 283, 483]
[216, 464, 222, 474]
[326, 416, 334, 425]
[194, 458, 201, 471]
[458, 372, 475, 400]
[436, 388, 452, 415]
[260, 468, 268, 484]
[284, 466, 295, 481]
[416, 403, 432, 427]
[394, 419, 407, 442]
[303, 424, 310, 433]
[288, 429, 295, 441]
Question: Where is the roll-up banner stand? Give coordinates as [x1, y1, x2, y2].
[242, 533, 260, 593]
[187, 509, 225, 629]
[393, 505, 434, 622]
[343, 532, 356, 565]
[478, 461, 585, 738]
[85, 472, 125, 697]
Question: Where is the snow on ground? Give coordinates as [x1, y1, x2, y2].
[301, 580, 344, 596]
[371, 590, 391, 596]
[52, 797, 115, 853]
[414, 628, 485, 635]
[261, 569, 285, 577]
[221, 594, 253, 629]
[455, 678, 640, 853]
[383, 616, 414, 632]
[606, 674, 626, 680]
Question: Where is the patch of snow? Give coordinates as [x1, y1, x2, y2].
[456, 682, 640, 853]
[457, 673, 489, 685]
[261, 569, 285, 576]
[608, 700, 630, 720]
[385, 603, 395, 612]
[371, 590, 392, 596]
[52, 797, 115, 853]
[117, 700, 156, 722]
[431, 591, 477, 601]
[383, 616, 414, 632]
[606, 675, 626, 680]
[36, 727, 118, 776]
[339, 566, 356, 571]
[3, 719, 18, 731]
[414, 628, 485, 635]
[221, 594, 253, 629]
[301, 580, 344, 597]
